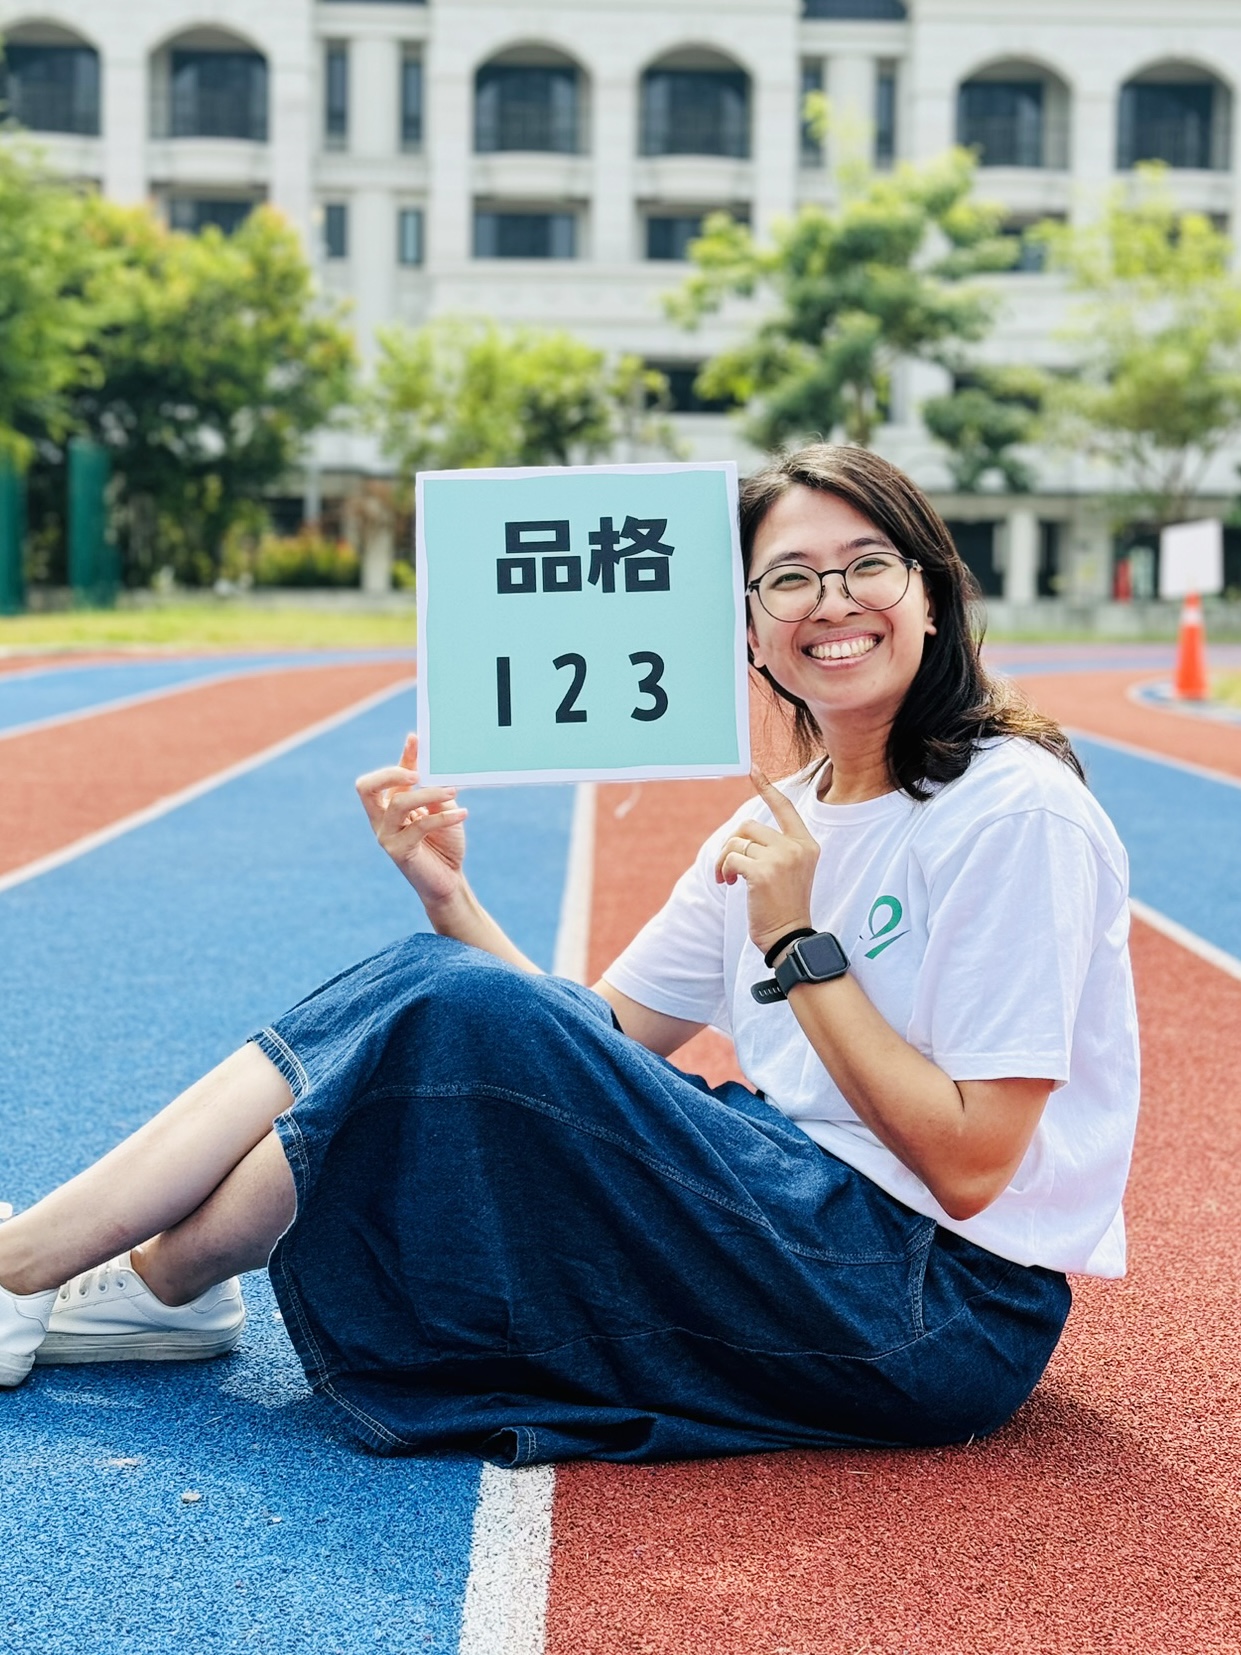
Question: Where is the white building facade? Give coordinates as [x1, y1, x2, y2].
[4, 0, 1241, 612]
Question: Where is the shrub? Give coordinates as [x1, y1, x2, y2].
[252, 531, 360, 588]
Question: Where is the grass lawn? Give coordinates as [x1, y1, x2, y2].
[1215, 672, 1241, 708]
[0, 601, 416, 654]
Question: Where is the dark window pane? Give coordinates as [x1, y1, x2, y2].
[1, 45, 100, 136]
[325, 44, 348, 142]
[875, 68, 897, 166]
[800, 61, 824, 164]
[1118, 82, 1216, 170]
[957, 80, 1044, 167]
[802, 1, 907, 16]
[169, 198, 255, 235]
[475, 65, 578, 154]
[474, 211, 576, 259]
[170, 50, 268, 141]
[646, 361, 737, 414]
[325, 202, 348, 258]
[946, 521, 1002, 597]
[398, 207, 423, 265]
[401, 55, 422, 147]
[641, 69, 750, 158]
[645, 215, 705, 260]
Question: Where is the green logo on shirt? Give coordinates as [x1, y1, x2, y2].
[865, 895, 908, 959]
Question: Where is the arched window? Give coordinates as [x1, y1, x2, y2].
[0, 23, 100, 136]
[957, 61, 1070, 169]
[1118, 64, 1231, 171]
[474, 46, 584, 155]
[641, 48, 751, 159]
[153, 29, 268, 142]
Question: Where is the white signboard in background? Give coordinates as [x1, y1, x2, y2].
[1159, 519, 1224, 599]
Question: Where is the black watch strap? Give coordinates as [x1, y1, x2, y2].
[750, 931, 849, 1004]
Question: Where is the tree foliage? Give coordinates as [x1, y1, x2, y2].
[1037, 168, 1241, 525]
[0, 147, 98, 465]
[666, 148, 1017, 452]
[70, 203, 356, 581]
[372, 317, 679, 478]
[922, 366, 1043, 493]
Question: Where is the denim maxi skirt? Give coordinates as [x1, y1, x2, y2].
[252, 935, 1071, 1467]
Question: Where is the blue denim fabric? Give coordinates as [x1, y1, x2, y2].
[256, 935, 1071, 1466]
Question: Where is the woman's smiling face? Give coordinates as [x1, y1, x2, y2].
[747, 483, 935, 730]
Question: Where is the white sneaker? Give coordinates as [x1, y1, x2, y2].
[35, 1254, 246, 1365]
[0, 1280, 57, 1387]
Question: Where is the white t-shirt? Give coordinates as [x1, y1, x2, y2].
[604, 738, 1140, 1278]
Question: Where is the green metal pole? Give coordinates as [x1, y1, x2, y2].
[0, 453, 27, 616]
[68, 437, 116, 606]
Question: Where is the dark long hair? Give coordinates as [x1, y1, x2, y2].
[739, 444, 1085, 799]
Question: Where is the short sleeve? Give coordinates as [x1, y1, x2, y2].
[908, 809, 1122, 1085]
[601, 811, 743, 1029]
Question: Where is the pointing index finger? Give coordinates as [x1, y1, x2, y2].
[751, 767, 815, 841]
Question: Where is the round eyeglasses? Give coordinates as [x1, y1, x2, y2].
[746, 552, 921, 622]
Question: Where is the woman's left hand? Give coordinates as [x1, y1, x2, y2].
[714, 769, 820, 959]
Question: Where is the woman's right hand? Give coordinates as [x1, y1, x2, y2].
[356, 733, 469, 916]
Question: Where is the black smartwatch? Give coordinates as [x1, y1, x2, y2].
[751, 931, 849, 1005]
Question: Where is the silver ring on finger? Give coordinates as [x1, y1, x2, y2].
[743, 841, 753, 857]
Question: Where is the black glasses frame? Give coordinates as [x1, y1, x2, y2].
[745, 554, 922, 621]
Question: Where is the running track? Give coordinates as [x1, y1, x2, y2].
[1, 644, 1238, 1652]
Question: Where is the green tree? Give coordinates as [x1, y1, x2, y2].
[71, 202, 356, 582]
[666, 148, 1017, 452]
[922, 365, 1043, 493]
[1037, 169, 1241, 525]
[373, 316, 679, 479]
[0, 147, 97, 466]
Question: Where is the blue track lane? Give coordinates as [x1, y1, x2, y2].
[0, 652, 410, 736]
[1074, 734, 1241, 959]
[0, 688, 572, 1655]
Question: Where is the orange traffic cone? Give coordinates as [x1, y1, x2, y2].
[1172, 592, 1210, 701]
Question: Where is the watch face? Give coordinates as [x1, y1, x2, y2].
[799, 932, 849, 978]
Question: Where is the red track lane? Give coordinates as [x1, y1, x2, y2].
[0, 659, 412, 877]
[1017, 669, 1241, 779]
[560, 683, 1241, 1653]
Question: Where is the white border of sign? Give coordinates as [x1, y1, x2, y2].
[414, 461, 751, 787]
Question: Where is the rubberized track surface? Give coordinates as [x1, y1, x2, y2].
[2, 644, 1239, 1651]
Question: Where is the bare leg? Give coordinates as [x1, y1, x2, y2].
[0, 1044, 293, 1296]
[132, 1132, 296, 1307]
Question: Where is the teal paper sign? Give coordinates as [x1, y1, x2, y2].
[415, 462, 750, 785]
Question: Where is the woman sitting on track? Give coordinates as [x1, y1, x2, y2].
[0, 445, 1139, 1465]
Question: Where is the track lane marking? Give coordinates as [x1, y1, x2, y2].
[1129, 898, 1241, 983]
[0, 654, 407, 743]
[0, 677, 414, 896]
[1066, 722, 1241, 792]
[456, 779, 598, 1655]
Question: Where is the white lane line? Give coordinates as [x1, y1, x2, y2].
[551, 781, 596, 983]
[0, 677, 415, 897]
[457, 1464, 557, 1655]
[1067, 725, 1241, 793]
[457, 780, 597, 1655]
[1130, 898, 1241, 984]
[0, 656, 397, 744]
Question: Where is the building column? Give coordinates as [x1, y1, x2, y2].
[753, 64, 798, 236]
[827, 53, 877, 170]
[593, 74, 635, 264]
[270, 57, 315, 247]
[353, 36, 399, 161]
[427, 63, 472, 270]
[1071, 90, 1114, 225]
[1003, 507, 1039, 604]
[102, 49, 147, 203]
